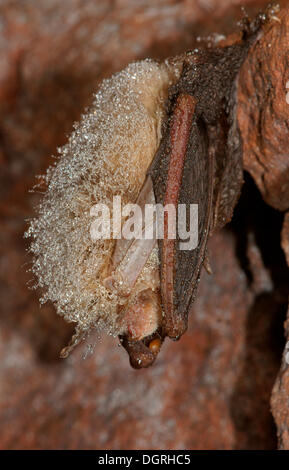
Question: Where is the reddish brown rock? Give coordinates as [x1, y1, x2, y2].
[236, 8, 289, 449]
[271, 307, 289, 450]
[237, 7, 289, 211]
[271, 212, 289, 449]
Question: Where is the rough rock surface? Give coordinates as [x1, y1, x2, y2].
[281, 212, 289, 266]
[0, 0, 288, 450]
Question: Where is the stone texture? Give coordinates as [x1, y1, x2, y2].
[271, 306, 289, 450]
[0, 0, 289, 450]
[237, 7, 289, 211]
[271, 210, 289, 450]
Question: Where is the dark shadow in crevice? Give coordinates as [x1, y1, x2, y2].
[227, 172, 289, 449]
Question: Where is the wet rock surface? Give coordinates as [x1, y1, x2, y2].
[0, 0, 288, 449]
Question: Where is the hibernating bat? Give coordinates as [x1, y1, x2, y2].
[25, 8, 276, 368]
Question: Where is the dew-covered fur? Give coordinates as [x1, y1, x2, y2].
[25, 59, 181, 342]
